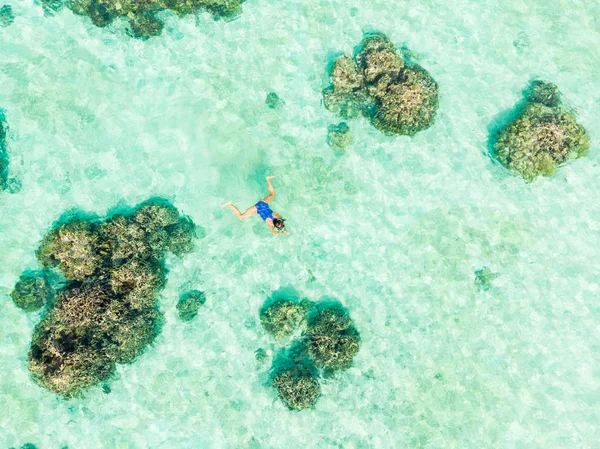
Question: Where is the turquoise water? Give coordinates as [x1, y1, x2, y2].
[1, 0, 599, 447]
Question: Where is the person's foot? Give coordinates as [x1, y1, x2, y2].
[222, 202, 232, 207]
[266, 176, 276, 180]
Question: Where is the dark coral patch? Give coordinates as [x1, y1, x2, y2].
[324, 33, 439, 136]
[18, 199, 196, 397]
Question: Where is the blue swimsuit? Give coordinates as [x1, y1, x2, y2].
[256, 201, 274, 221]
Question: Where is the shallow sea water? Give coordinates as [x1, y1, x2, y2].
[1, 0, 599, 447]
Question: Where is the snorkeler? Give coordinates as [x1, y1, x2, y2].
[222, 176, 289, 235]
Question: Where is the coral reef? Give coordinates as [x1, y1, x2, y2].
[494, 80, 589, 180]
[0, 4, 14, 27]
[265, 92, 285, 109]
[177, 290, 206, 322]
[261, 298, 361, 410]
[11, 272, 52, 311]
[45, 0, 246, 39]
[16, 199, 196, 397]
[323, 33, 439, 136]
[272, 363, 321, 411]
[306, 306, 360, 373]
[260, 299, 308, 340]
[327, 122, 352, 150]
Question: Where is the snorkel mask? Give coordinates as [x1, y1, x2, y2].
[273, 218, 286, 232]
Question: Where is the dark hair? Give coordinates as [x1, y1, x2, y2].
[273, 218, 285, 229]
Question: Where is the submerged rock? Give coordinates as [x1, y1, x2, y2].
[327, 122, 352, 150]
[18, 199, 197, 397]
[494, 80, 589, 180]
[44, 0, 246, 39]
[272, 364, 321, 411]
[323, 33, 439, 136]
[177, 290, 206, 322]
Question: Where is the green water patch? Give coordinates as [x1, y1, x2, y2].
[41, 0, 246, 39]
[13, 199, 197, 398]
[490, 80, 590, 181]
[323, 32, 439, 137]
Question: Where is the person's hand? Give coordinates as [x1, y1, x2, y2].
[266, 176, 276, 180]
[222, 202, 232, 207]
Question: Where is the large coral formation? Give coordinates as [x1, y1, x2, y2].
[44, 0, 245, 39]
[272, 363, 321, 411]
[17, 199, 196, 397]
[494, 81, 590, 181]
[306, 307, 360, 373]
[260, 299, 308, 340]
[323, 33, 439, 136]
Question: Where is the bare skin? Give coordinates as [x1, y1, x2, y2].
[222, 176, 289, 234]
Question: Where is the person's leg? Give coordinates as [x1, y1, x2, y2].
[222, 203, 257, 220]
[262, 176, 276, 203]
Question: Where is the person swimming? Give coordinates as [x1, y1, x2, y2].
[222, 176, 289, 235]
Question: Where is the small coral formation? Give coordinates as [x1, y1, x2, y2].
[46, 0, 246, 39]
[11, 272, 52, 311]
[272, 363, 321, 411]
[265, 92, 285, 109]
[524, 80, 561, 108]
[260, 299, 308, 340]
[323, 33, 439, 136]
[261, 298, 361, 410]
[177, 290, 206, 322]
[306, 307, 360, 373]
[474, 267, 499, 291]
[494, 81, 590, 180]
[327, 122, 352, 150]
[0, 4, 14, 27]
[255, 348, 268, 364]
[16, 199, 196, 397]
